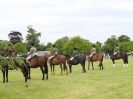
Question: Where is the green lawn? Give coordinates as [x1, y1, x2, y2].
[0, 57, 133, 99]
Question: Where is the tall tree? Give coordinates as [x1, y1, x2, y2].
[118, 35, 130, 42]
[26, 25, 41, 50]
[8, 31, 23, 44]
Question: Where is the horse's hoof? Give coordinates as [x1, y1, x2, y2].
[25, 85, 28, 87]
[28, 77, 31, 79]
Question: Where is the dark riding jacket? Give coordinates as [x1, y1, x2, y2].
[72, 50, 79, 57]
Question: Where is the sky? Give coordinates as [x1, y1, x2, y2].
[0, 0, 133, 44]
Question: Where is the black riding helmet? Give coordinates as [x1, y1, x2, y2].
[73, 47, 77, 50]
[92, 45, 95, 47]
[53, 44, 56, 47]
[31, 43, 35, 46]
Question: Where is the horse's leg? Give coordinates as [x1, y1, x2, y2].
[6, 66, 8, 82]
[82, 64, 86, 73]
[99, 62, 101, 70]
[50, 64, 52, 74]
[126, 55, 128, 67]
[91, 62, 94, 70]
[88, 60, 90, 70]
[53, 65, 55, 75]
[63, 62, 68, 75]
[101, 62, 104, 70]
[24, 72, 28, 87]
[40, 66, 44, 80]
[44, 65, 48, 80]
[112, 59, 116, 67]
[28, 68, 31, 79]
[22, 66, 28, 87]
[60, 64, 63, 75]
[2, 69, 5, 83]
[69, 65, 72, 73]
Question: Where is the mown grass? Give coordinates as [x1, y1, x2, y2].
[0, 57, 133, 99]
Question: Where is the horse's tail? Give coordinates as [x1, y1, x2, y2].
[44, 56, 48, 74]
[63, 58, 67, 71]
[99, 54, 104, 66]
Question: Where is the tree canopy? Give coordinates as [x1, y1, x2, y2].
[8, 31, 23, 44]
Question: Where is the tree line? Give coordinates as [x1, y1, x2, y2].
[0, 25, 133, 56]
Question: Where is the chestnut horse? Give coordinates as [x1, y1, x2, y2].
[48, 55, 68, 75]
[86, 52, 104, 70]
[27, 55, 48, 80]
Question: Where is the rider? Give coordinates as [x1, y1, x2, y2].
[90, 45, 96, 57]
[26, 43, 37, 60]
[70, 47, 79, 60]
[49, 44, 59, 60]
[114, 44, 120, 55]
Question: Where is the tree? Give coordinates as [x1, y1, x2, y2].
[63, 36, 92, 55]
[37, 43, 46, 51]
[8, 31, 23, 44]
[26, 25, 41, 50]
[95, 41, 102, 52]
[118, 35, 130, 42]
[14, 42, 27, 55]
[101, 44, 112, 52]
[46, 42, 53, 51]
[0, 40, 10, 56]
[104, 35, 118, 51]
[120, 41, 133, 52]
[54, 36, 69, 54]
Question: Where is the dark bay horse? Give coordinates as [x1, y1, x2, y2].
[27, 55, 48, 80]
[86, 52, 104, 70]
[66, 53, 86, 73]
[106, 50, 128, 67]
[48, 55, 68, 75]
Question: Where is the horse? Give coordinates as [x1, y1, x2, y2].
[27, 55, 48, 80]
[48, 55, 68, 75]
[86, 52, 104, 70]
[1, 56, 29, 87]
[66, 53, 86, 73]
[106, 50, 128, 67]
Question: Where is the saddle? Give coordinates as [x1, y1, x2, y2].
[90, 53, 97, 58]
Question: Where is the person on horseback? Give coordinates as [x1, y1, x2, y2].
[70, 47, 79, 60]
[90, 45, 96, 57]
[114, 44, 120, 55]
[26, 43, 37, 60]
[49, 44, 59, 60]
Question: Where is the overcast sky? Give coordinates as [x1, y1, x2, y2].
[0, 0, 133, 44]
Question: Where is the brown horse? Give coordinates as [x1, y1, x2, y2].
[48, 55, 68, 75]
[28, 55, 48, 80]
[86, 52, 104, 70]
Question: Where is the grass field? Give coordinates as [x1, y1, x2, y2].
[0, 57, 133, 99]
